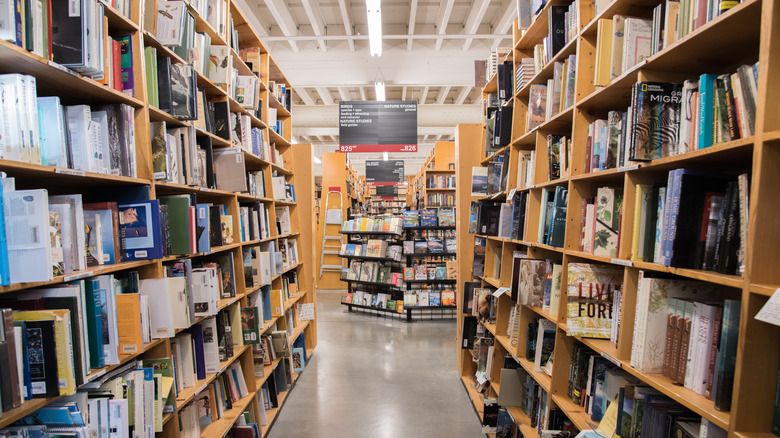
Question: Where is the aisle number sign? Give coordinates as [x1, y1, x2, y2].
[339, 101, 417, 152]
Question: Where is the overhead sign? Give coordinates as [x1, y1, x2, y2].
[365, 160, 404, 186]
[375, 186, 399, 197]
[339, 101, 417, 152]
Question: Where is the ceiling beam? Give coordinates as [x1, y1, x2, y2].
[462, 0, 491, 50]
[492, 0, 517, 49]
[420, 86, 429, 104]
[337, 0, 355, 51]
[407, 0, 418, 51]
[337, 87, 351, 102]
[436, 86, 451, 104]
[295, 87, 316, 105]
[232, 0, 269, 36]
[263, 0, 299, 52]
[454, 86, 471, 105]
[300, 0, 328, 52]
[316, 87, 334, 105]
[434, 0, 456, 51]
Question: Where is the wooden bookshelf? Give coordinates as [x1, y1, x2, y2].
[0, 0, 316, 436]
[454, 0, 779, 434]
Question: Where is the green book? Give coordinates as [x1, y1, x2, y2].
[158, 196, 193, 255]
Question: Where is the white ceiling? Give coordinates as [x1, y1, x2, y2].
[235, 0, 517, 175]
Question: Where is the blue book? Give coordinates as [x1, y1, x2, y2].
[660, 169, 679, 266]
[698, 74, 717, 149]
[196, 204, 210, 253]
[117, 200, 164, 261]
[85, 279, 105, 369]
[293, 334, 307, 363]
[190, 323, 206, 380]
[260, 285, 272, 321]
[0, 178, 11, 285]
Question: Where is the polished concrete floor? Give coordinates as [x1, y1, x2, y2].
[268, 291, 485, 437]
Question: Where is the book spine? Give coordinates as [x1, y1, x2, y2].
[676, 308, 692, 384]
[704, 306, 722, 399]
[698, 74, 715, 149]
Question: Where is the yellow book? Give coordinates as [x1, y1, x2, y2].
[14, 309, 76, 396]
[396, 301, 404, 313]
[595, 18, 614, 87]
[116, 293, 144, 355]
[228, 304, 244, 347]
[559, 59, 569, 114]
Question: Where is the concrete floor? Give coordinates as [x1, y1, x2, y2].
[268, 291, 485, 437]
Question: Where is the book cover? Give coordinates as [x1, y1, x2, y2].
[566, 263, 624, 338]
[240, 307, 260, 345]
[471, 167, 488, 197]
[528, 84, 547, 130]
[593, 187, 623, 257]
[632, 82, 683, 161]
[118, 200, 163, 261]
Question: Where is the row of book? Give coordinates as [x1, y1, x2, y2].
[537, 185, 568, 248]
[468, 193, 529, 242]
[630, 272, 740, 409]
[339, 241, 403, 261]
[401, 209, 455, 227]
[426, 175, 456, 189]
[268, 81, 292, 113]
[0, 74, 137, 175]
[402, 238, 456, 254]
[345, 291, 403, 312]
[484, 94, 513, 156]
[402, 290, 456, 307]
[403, 263, 457, 282]
[425, 194, 455, 207]
[525, 57, 576, 131]
[586, 67, 758, 173]
[1, 0, 133, 92]
[341, 216, 404, 234]
[579, 186, 624, 257]
[342, 261, 404, 287]
[370, 200, 405, 207]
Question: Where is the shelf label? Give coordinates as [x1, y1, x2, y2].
[618, 164, 640, 173]
[201, 187, 212, 192]
[55, 168, 86, 177]
[601, 352, 621, 367]
[64, 271, 94, 282]
[611, 259, 633, 267]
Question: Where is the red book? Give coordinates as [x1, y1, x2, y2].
[113, 40, 122, 92]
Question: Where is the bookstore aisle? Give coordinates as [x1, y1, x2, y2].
[268, 292, 484, 437]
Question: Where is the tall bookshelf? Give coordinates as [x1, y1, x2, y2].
[410, 141, 457, 210]
[0, 1, 316, 436]
[455, 0, 780, 435]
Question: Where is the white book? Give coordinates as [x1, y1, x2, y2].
[228, 362, 248, 397]
[91, 110, 111, 174]
[156, 1, 186, 46]
[108, 399, 129, 438]
[200, 317, 220, 373]
[37, 97, 69, 168]
[621, 17, 653, 74]
[139, 278, 177, 338]
[0, 0, 18, 42]
[271, 176, 286, 200]
[66, 105, 93, 171]
[257, 251, 272, 285]
[610, 15, 626, 80]
[207, 45, 231, 85]
[49, 194, 87, 271]
[23, 75, 41, 163]
[175, 332, 197, 388]
[4, 188, 52, 283]
[191, 268, 216, 317]
[0, 74, 27, 162]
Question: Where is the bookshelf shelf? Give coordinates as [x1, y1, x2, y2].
[506, 407, 540, 438]
[404, 279, 457, 284]
[425, 187, 456, 191]
[750, 284, 778, 297]
[0, 40, 145, 108]
[403, 252, 456, 258]
[201, 393, 257, 438]
[483, 277, 502, 288]
[481, 145, 511, 165]
[403, 225, 457, 231]
[338, 254, 402, 263]
[340, 278, 404, 291]
[517, 358, 553, 393]
[339, 230, 402, 236]
[550, 394, 597, 432]
[0, 0, 317, 433]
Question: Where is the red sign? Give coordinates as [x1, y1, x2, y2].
[338, 144, 417, 153]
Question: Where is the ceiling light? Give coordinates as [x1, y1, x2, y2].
[383, 152, 388, 161]
[375, 80, 385, 101]
[366, 0, 382, 56]
[313, 155, 322, 164]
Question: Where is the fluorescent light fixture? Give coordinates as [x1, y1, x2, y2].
[383, 152, 388, 161]
[375, 80, 385, 101]
[366, 0, 382, 56]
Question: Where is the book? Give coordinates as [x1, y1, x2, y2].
[566, 263, 624, 338]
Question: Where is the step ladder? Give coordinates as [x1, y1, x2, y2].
[319, 190, 346, 279]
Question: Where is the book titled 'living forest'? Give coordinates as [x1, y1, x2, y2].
[566, 263, 624, 338]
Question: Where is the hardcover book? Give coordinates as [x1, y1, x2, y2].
[566, 263, 624, 338]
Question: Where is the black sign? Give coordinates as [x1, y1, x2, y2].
[365, 160, 404, 186]
[338, 101, 418, 153]
[375, 186, 399, 197]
